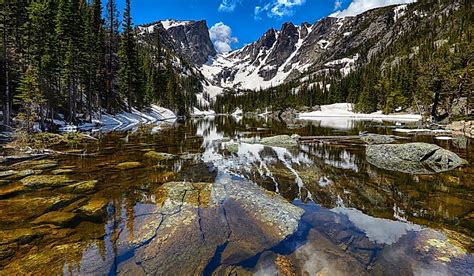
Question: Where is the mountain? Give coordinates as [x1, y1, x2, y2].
[138, 20, 216, 66]
[201, 1, 456, 92]
[135, 0, 471, 119]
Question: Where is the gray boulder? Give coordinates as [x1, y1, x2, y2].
[366, 143, 467, 174]
[260, 135, 299, 147]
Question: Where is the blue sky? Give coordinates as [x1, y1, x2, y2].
[111, 0, 348, 48]
[109, 0, 415, 52]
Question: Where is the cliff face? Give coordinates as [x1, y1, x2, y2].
[138, 19, 216, 66]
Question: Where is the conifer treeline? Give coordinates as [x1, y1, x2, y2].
[0, 0, 194, 131]
[214, 0, 473, 121]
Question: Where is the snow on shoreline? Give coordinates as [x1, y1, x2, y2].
[58, 105, 177, 132]
[192, 107, 216, 117]
[298, 103, 422, 122]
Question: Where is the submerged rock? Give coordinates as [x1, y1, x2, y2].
[144, 151, 176, 161]
[20, 175, 73, 188]
[115, 162, 142, 170]
[15, 169, 37, 178]
[366, 143, 467, 174]
[0, 228, 38, 246]
[51, 169, 74, 175]
[117, 174, 304, 275]
[0, 183, 27, 198]
[0, 170, 18, 178]
[0, 195, 76, 224]
[32, 211, 78, 227]
[61, 180, 98, 194]
[77, 197, 109, 220]
[361, 134, 395, 144]
[260, 135, 299, 147]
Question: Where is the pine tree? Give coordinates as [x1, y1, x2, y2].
[118, 0, 140, 112]
[105, 0, 120, 113]
[15, 66, 45, 132]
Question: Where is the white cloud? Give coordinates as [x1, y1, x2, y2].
[254, 0, 306, 19]
[331, 0, 416, 17]
[218, 0, 240, 12]
[209, 22, 238, 53]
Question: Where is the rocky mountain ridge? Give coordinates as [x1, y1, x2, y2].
[137, 0, 462, 103]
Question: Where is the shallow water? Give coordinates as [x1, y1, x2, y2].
[0, 116, 472, 275]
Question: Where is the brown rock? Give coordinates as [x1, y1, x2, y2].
[32, 211, 78, 227]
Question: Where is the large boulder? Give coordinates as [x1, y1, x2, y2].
[366, 143, 467, 174]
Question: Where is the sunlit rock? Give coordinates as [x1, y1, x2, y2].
[143, 151, 176, 161]
[115, 162, 142, 170]
[61, 180, 98, 194]
[0, 183, 27, 198]
[0, 228, 38, 246]
[20, 175, 74, 188]
[32, 211, 78, 227]
[51, 169, 74, 175]
[0, 170, 18, 178]
[9, 159, 58, 171]
[116, 175, 304, 275]
[77, 197, 109, 220]
[0, 195, 76, 224]
[366, 143, 467, 174]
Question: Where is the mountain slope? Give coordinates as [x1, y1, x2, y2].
[202, 2, 454, 92]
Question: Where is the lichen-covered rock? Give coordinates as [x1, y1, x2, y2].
[144, 151, 176, 161]
[115, 162, 142, 170]
[32, 211, 78, 227]
[366, 143, 467, 174]
[260, 135, 299, 147]
[20, 175, 73, 188]
[361, 134, 395, 144]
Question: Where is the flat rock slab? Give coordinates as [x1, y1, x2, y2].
[115, 162, 142, 170]
[0, 195, 76, 224]
[61, 180, 98, 194]
[366, 143, 467, 174]
[32, 211, 78, 227]
[77, 197, 109, 220]
[20, 175, 74, 188]
[116, 174, 304, 275]
[144, 151, 176, 161]
[0, 183, 27, 198]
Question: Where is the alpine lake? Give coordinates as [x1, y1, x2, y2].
[0, 115, 472, 275]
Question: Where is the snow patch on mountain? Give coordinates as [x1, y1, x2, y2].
[160, 19, 192, 30]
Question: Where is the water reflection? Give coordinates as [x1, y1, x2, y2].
[0, 116, 472, 275]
